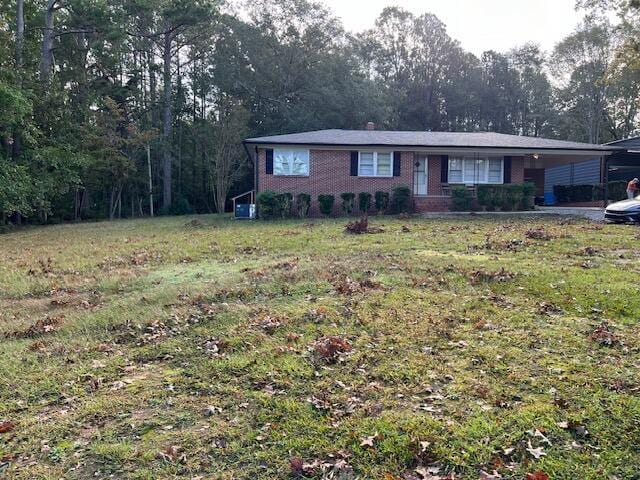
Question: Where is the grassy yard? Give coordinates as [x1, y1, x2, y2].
[1, 214, 639, 479]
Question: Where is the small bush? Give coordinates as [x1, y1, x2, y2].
[500, 185, 523, 211]
[340, 193, 356, 215]
[521, 182, 536, 210]
[257, 190, 278, 220]
[450, 186, 472, 211]
[477, 185, 501, 211]
[608, 181, 627, 201]
[358, 192, 372, 213]
[553, 184, 603, 203]
[391, 185, 411, 213]
[276, 193, 293, 218]
[374, 191, 389, 214]
[317, 194, 335, 217]
[295, 193, 311, 218]
[159, 195, 194, 216]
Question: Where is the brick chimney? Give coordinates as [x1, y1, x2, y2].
[366, 121, 376, 131]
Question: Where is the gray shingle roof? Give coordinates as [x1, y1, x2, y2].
[606, 136, 640, 150]
[244, 129, 620, 152]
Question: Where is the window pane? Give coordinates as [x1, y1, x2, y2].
[463, 159, 476, 183]
[274, 150, 291, 175]
[359, 152, 374, 176]
[488, 158, 502, 183]
[377, 153, 391, 176]
[449, 158, 463, 183]
[476, 158, 487, 183]
[291, 150, 309, 175]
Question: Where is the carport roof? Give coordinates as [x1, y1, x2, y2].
[245, 129, 622, 153]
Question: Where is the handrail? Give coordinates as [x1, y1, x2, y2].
[231, 190, 255, 201]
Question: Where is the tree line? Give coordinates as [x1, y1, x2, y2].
[0, 0, 638, 224]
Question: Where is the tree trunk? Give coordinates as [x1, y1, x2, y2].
[16, 0, 24, 69]
[147, 143, 154, 217]
[41, 0, 58, 82]
[162, 31, 173, 209]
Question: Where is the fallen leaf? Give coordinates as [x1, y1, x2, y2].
[360, 432, 379, 447]
[526, 440, 546, 459]
[525, 472, 550, 480]
[0, 421, 15, 434]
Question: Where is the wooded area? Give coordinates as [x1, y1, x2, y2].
[0, 0, 638, 223]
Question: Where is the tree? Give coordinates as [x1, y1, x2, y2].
[205, 102, 249, 213]
[552, 20, 613, 143]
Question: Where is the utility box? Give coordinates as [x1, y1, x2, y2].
[235, 203, 256, 219]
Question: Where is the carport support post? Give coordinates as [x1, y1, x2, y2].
[602, 155, 608, 209]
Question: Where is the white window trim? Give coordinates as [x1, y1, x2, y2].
[358, 151, 394, 178]
[448, 156, 504, 185]
[273, 148, 310, 176]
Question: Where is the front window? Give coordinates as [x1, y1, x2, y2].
[359, 151, 393, 177]
[274, 149, 309, 176]
[448, 156, 503, 184]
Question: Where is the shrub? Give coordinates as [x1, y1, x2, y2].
[295, 193, 311, 218]
[159, 195, 193, 216]
[521, 182, 536, 210]
[256, 190, 279, 219]
[502, 185, 524, 211]
[391, 185, 411, 213]
[553, 184, 603, 203]
[450, 186, 472, 211]
[477, 185, 501, 211]
[608, 181, 627, 201]
[276, 193, 293, 218]
[340, 193, 355, 215]
[374, 191, 389, 214]
[317, 194, 335, 217]
[358, 192, 372, 213]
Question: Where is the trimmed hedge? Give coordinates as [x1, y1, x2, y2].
[474, 183, 536, 212]
[358, 192, 372, 213]
[374, 191, 389, 214]
[295, 193, 311, 218]
[391, 185, 411, 213]
[451, 186, 472, 211]
[318, 194, 335, 216]
[554, 182, 630, 202]
[340, 193, 355, 215]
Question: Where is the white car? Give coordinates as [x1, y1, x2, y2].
[605, 196, 640, 223]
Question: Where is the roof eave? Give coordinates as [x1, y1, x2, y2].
[242, 140, 619, 155]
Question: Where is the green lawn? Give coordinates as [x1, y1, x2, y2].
[1, 214, 639, 479]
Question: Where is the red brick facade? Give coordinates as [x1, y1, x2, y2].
[256, 148, 525, 214]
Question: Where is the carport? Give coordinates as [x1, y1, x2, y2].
[604, 137, 640, 202]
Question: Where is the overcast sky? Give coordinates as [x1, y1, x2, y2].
[321, 0, 583, 56]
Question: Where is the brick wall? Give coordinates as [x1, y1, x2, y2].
[256, 149, 526, 214]
[257, 149, 413, 216]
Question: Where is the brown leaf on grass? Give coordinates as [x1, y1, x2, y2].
[538, 302, 564, 316]
[525, 227, 553, 241]
[468, 267, 515, 285]
[589, 322, 619, 346]
[344, 215, 384, 234]
[312, 336, 352, 363]
[8, 315, 63, 339]
[525, 472, 550, 480]
[158, 445, 186, 463]
[479, 471, 502, 480]
[0, 420, 15, 433]
[289, 457, 305, 475]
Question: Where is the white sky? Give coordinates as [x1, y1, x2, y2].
[321, 0, 584, 56]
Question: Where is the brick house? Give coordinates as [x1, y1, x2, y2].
[243, 127, 620, 215]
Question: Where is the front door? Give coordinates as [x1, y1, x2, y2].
[414, 157, 427, 196]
